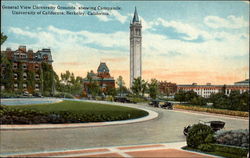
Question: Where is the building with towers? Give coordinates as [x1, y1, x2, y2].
[130, 7, 142, 87]
[82, 62, 115, 96]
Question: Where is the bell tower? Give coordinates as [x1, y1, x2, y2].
[130, 7, 142, 87]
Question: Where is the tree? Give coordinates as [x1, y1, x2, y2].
[116, 76, 125, 96]
[1, 55, 13, 91]
[148, 79, 158, 99]
[131, 77, 147, 97]
[141, 80, 148, 97]
[41, 62, 54, 94]
[58, 71, 83, 95]
[174, 90, 187, 102]
[1, 32, 7, 45]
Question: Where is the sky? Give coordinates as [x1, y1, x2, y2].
[1, 1, 249, 86]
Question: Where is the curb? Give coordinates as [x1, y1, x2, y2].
[0, 100, 159, 130]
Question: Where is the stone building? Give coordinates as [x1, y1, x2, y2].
[177, 80, 249, 98]
[0, 46, 53, 93]
[82, 62, 115, 96]
[130, 7, 142, 87]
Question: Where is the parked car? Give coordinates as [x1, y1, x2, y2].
[160, 101, 173, 110]
[183, 119, 225, 136]
[23, 91, 32, 97]
[149, 99, 173, 109]
[148, 99, 160, 107]
[33, 92, 43, 97]
[114, 96, 136, 103]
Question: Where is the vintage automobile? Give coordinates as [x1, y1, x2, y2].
[114, 96, 136, 104]
[183, 118, 226, 136]
[23, 91, 32, 97]
[148, 99, 173, 109]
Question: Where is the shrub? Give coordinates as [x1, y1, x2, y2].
[198, 144, 214, 152]
[128, 97, 147, 103]
[43, 91, 51, 97]
[205, 134, 215, 143]
[212, 144, 248, 157]
[0, 92, 19, 98]
[105, 96, 114, 102]
[53, 92, 74, 98]
[174, 104, 248, 117]
[215, 129, 249, 148]
[187, 123, 214, 148]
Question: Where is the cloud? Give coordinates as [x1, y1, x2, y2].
[9, 27, 37, 38]
[110, 10, 127, 23]
[5, 22, 249, 86]
[204, 15, 249, 29]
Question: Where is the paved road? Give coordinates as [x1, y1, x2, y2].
[0, 100, 248, 154]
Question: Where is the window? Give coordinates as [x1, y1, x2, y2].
[22, 63, 27, 69]
[23, 73, 27, 80]
[35, 64, 39, 70]
[14, 83, 18, 90]
[35, 74, 39, 80]
[13, 63, 18, 69]
[23, 83, 27, 89]
[14, 83, 18, 88]
[14, 73, 18, 80]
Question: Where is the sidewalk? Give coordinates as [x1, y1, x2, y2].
[0, 142, 220, 157]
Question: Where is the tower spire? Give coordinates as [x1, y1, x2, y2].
[133, 7, 139, 23]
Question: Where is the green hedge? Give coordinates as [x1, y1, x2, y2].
[212, 144, 248, 157]
[183, 144, 248, 158]
[174, 104, 248, 117]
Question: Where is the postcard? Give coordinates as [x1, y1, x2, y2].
[1, 1, 249, 157]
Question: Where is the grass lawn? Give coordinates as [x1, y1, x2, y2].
[1, 100, 149, 124]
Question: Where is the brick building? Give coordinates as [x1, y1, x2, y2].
[83, 62, 115, 95]
[0, 46, 53, 93]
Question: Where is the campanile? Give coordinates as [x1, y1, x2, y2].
[130, 7, 142, 87]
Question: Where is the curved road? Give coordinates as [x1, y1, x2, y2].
[0, 100, 248, 154]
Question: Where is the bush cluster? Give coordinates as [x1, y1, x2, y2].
[0, 105, 141, 124]
[105, 96, 114, 102]
[215, 129, 249, 148]
[186, 123, 215, 149]
[128, 97, 147, 103]
[174, 104, 248, 117]
[53, 92, 74, 98]
[0, 92, 22, 98]
[212, 144, 249, 157]
[185, 123, 249, 157]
